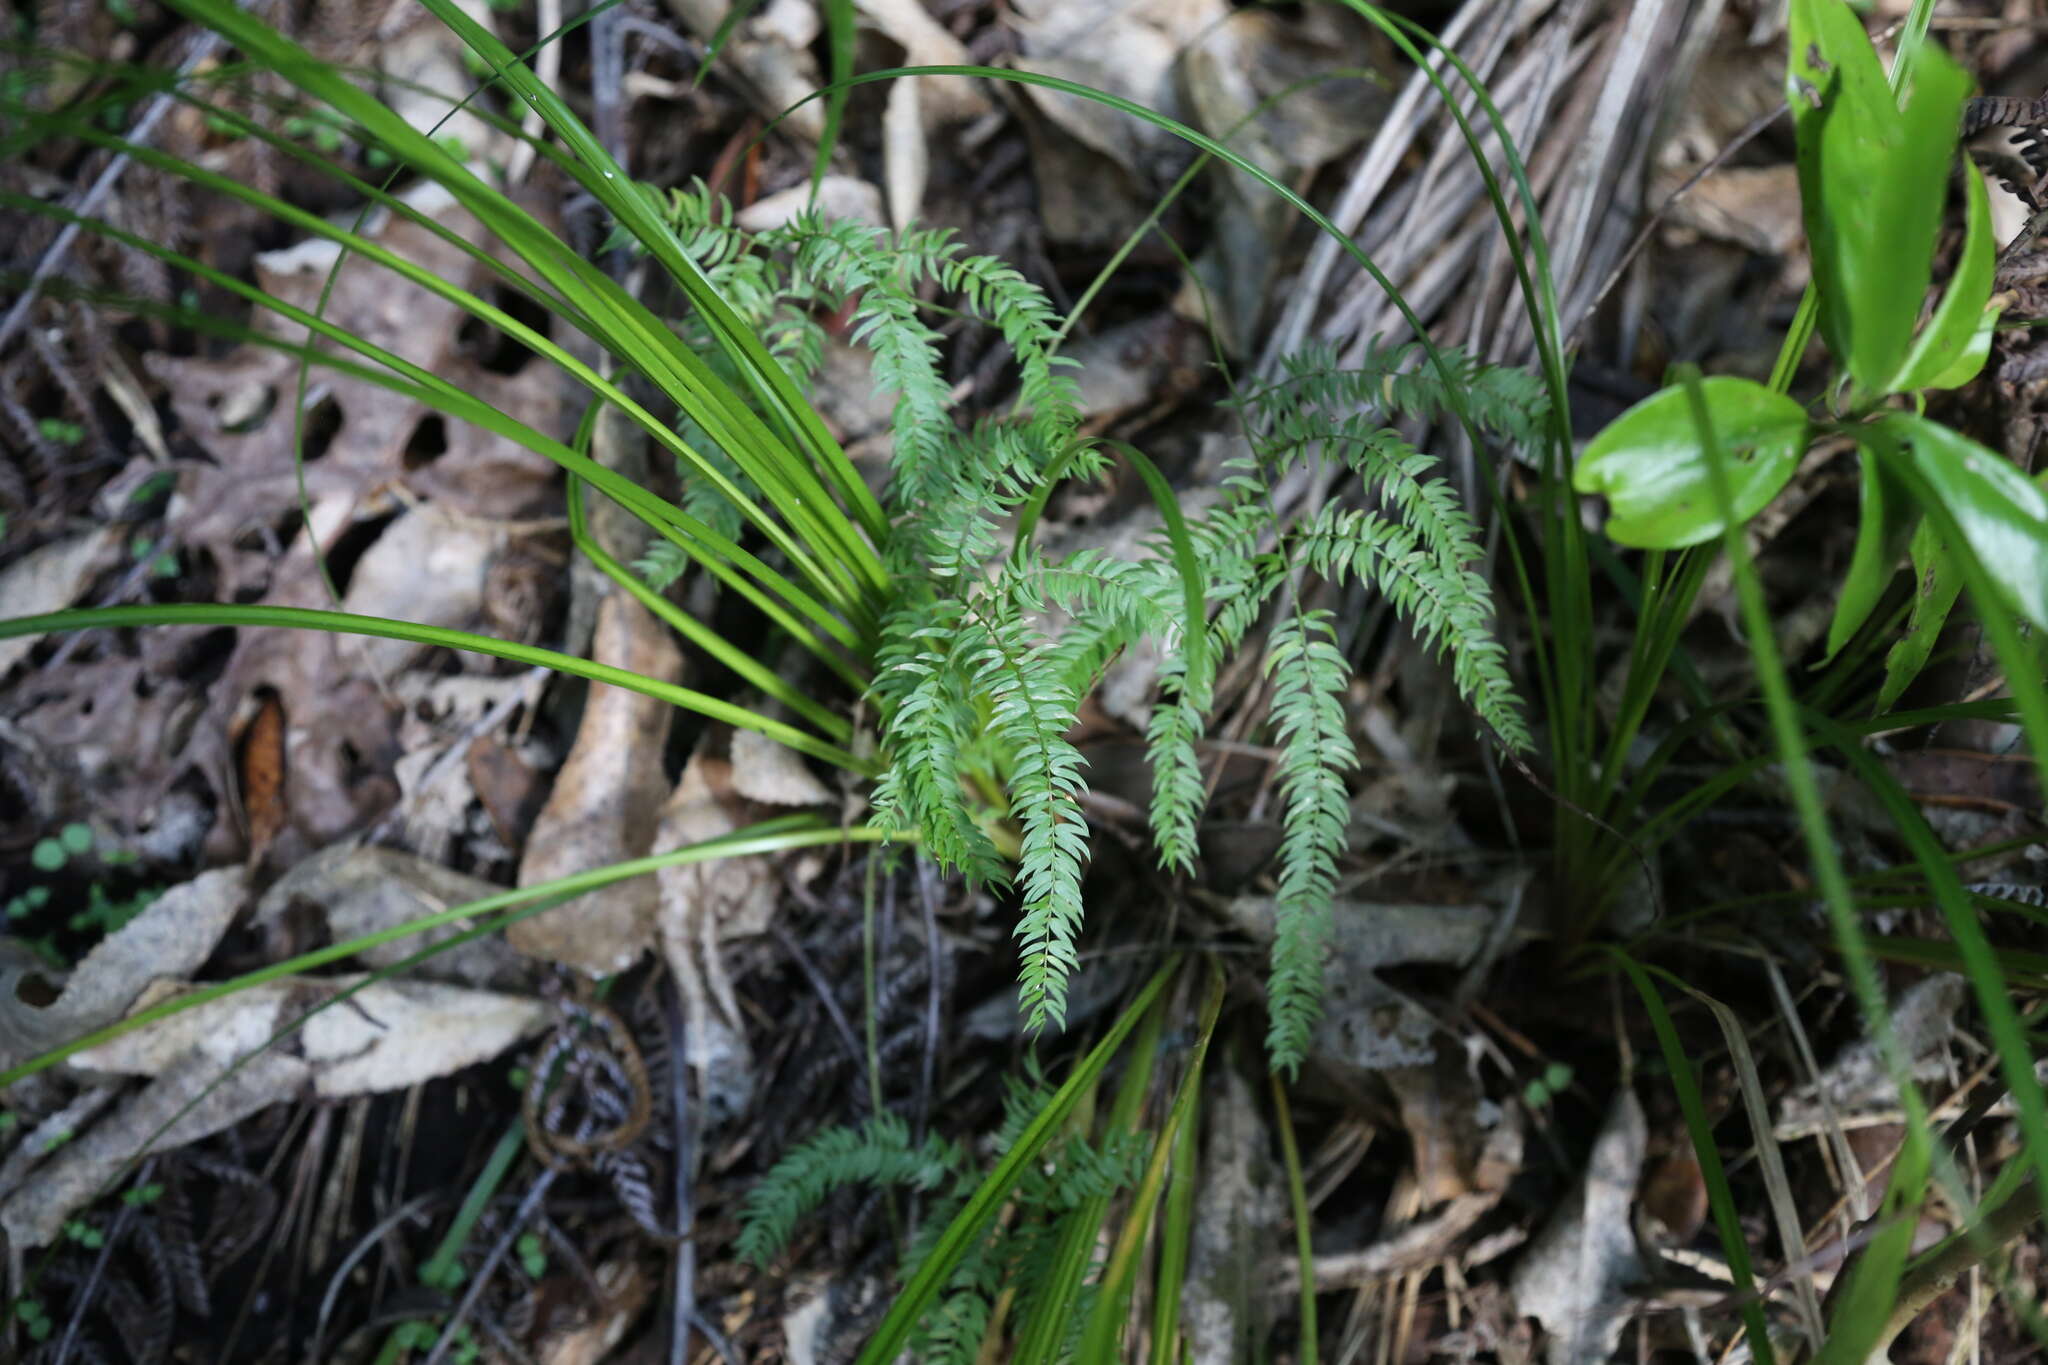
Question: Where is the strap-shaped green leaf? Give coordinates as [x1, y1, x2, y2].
[1788, 0, 1971, 397]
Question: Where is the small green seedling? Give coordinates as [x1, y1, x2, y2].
[129, 536, 178, 579]
[515, 1232, 546, 1278]
[1521, 1061, 1574, 1110]
[14, 1298, 51, 1343]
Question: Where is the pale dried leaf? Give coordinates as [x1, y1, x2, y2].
[662, 0, 825, 140]
[1185, 1065, 1283, 1365]
[0, 526, 121, 677]
[655, 755, 775, 1122]
[256, 845, 528, 989]
[851, 0, 988, 123]
[1510, 1089, 1647, 1365]
[68, 975, 544, 1096]
[510, 594, 682, 975]
[1777, 974, 1967, 1134]
[730, 728, 834, 807]
[883, 75, 928, 231]
[0, 868, 247, 1068]
[337, 508, 501, 677]
[1, 1051, 306, 1248]
[737, 176, 888, 233]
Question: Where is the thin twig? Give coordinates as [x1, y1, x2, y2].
[51, 1159, 154, 1365]
[422, 1168, 559, 1365]
[664, 970, 696, 1365]
[770, 922, 866, 1072]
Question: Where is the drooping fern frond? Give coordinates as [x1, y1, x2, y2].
[1143, 494, 1284, 872]
[868, 593, 1007, 891]
[735, 1113, 963, 1268]
[1261, 609, 1357, 1073]
[959, 577, 1091, 1033]
[1247, 337, 1551, 450]
[1294, 502, 1529, 752]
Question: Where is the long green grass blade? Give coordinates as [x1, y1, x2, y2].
[1608, 951, 1777, 1362]
[1077, 965, 1225, 1361]
[0, 182, 869, 651]
[856, 964, 1177, 1365]
[165, 0, 888, 606]
[0, 605, 870, 772]
[0, 814, 873, 1088]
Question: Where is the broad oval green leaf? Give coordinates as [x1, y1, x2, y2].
[1574, 378, 1808, 548]
[1788, 0, 1971, 397]
[1872, 412, 2048, 628]
[1826, 446, 1919, 659]
[1890, 166, 1997, 392]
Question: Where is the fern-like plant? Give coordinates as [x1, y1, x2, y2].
[613, 189, 1543, 1070]
[736, 1078, 1146, 1364]
[0, 0, 1543, 1073]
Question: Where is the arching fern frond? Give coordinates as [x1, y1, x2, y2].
[958, 591, 1091, 1033]
[1262, 609, 1356, 1074]
[1294, 503, 1529, 752]
[735, 1113, 963, 1268]
[1247, 338, 1550, 450]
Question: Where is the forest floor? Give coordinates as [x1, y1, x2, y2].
[3, 0, 2048, 1361]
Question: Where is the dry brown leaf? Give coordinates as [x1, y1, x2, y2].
[655, 753, 777, 1122]
[1511, 1089, 1648, 1365]
[147, 182, 569, 860]
[510, 594, 683, 975]
[10, 655, 208, 842]
[0, 526, 121, 678]
[468, 734, 546, 847]
[0, 868, 247, 1070]
[532, 1257, 656, 1365]
[730, 727, 834, 807]
[240, 690, 288, 862]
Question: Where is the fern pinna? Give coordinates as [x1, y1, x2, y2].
[735, 1082, 1145, 1362]
[635, 187, 1539, 1071]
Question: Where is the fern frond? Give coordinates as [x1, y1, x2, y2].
[911, 1281, 998, 1365]
[1143, 489, 1283, 873]
[1248, 338, 1550, 449]
[1294, 504, 1529, 752]
[735, 1113, 963, 1268]
[871, 595, 1007, 888]
[958, 595, 1090, 1033]
[1262, 609, 1356, 1074]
